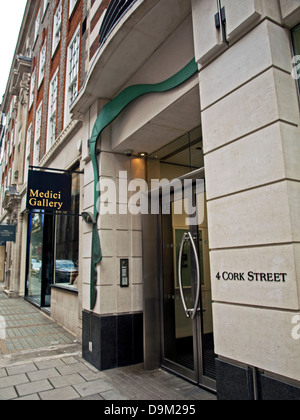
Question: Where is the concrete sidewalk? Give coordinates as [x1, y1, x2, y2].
[0, 285, 216, 401]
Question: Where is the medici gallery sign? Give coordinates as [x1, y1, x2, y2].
[26, 169, 72, 213]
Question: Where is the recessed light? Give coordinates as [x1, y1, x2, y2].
[138, 152, 148, 157]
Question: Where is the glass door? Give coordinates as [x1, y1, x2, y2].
[25, 213, 54, 308]
[161, 184, 216, 390]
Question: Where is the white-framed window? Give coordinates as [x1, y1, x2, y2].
[33, 102, 43, 166]
[69, 0, 79, 17]
[34, 9, 41, 44]
[47, 68, 59, 150]
[52, 0, 62, 56]
[24, 124, 32, 182]
[29, 69, 36, 109]
[68, 28, 80, 104]
[8, 169, 12, 186]
[64, 26, 80, 126]
[38, 41, 47, 88]
[10, 127, 15, 155]
[43, 0, 48, 18]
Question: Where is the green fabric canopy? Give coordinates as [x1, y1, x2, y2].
[89, 58, 198, 310]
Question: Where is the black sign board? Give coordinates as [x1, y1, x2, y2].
[0, 225, 16, 243]
[26, 169, 72, 213]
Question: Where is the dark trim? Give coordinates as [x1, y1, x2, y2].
[99, 0, 138, 47]
[216, 359, 300, 400]
[82, 311, 143, 371]
[29, 165, 84, 175]
[51, 284, 79, 294]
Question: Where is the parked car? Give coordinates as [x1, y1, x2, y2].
[31, 259, 42, 279]
[55, 260, 78, 284]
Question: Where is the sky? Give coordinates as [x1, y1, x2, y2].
[0, 0, 27, 103]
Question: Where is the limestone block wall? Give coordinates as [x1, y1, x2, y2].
[192, 0, 300, 382]
[82, 110, 145, 316]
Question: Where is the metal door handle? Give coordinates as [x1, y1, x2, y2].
[190, 232, 201, 320]
[178, 232, 201, 319]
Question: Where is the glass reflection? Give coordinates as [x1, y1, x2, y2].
[27, 213, 44, 306]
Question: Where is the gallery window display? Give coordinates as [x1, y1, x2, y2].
[25, 166, 80, 308]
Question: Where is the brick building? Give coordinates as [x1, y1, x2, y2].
[0, 0, 300, 400]
[0, 0, 100, 336]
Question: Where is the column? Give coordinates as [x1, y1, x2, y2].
[192, 0, 300, 399]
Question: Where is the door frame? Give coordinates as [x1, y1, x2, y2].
[142, 168, 216, 392]
[25, 212, 55, 309]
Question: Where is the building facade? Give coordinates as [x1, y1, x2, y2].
[0, 0, 300, 400]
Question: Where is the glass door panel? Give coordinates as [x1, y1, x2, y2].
[161, 187, 216, 390]
[26, 213, 54, 308]
[197, 193, 216, 385]
[26, 214, 44, 306]
[162, 198, 199, 382]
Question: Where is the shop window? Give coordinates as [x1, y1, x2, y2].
[26, 213, 54, 308]
[25, 166, 81, 307]
[292, 24, 300, 92]
[54, 168, 80, 289]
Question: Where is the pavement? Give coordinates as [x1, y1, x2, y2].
[0, 284, 216, 401]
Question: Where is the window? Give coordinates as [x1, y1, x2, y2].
[43, 0, 48, 18]
[8, 169, 12, 186]
[68, 28, 80, 104]
[52, 1, 62, 55]
[29, 69, 36, 109]
[38, 41, 47, 87]
[24, 124, 32, 182]
[47, 69, 59, 150]
[54, 168, 80, 289]
[292, 25, 300, 92]
[65, 26, 80, 126]
[33, 102, 42, 166]
[34, 9, 40, 44]
[69, 0, 79, 17]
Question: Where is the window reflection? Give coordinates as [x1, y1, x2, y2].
[292, 24, 300, 92]
[147, 126, 204, 180]
[54, 170, 80, 288]
[27, 214, 44, 306]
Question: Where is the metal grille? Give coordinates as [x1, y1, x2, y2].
[99, 0, 137, 46]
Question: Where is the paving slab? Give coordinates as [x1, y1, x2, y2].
[16, 379, 53, 397]
[73, 379, 114, 398]
[0, 286, 216, 401]
[39, 386, 81, 401]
